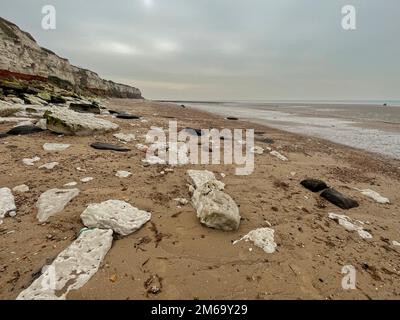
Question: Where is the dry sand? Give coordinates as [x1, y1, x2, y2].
[1, 99, 400, 300]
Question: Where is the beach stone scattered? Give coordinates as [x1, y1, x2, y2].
[80, 177, 94, 183]
[187, 170, 224, 190]
[233, 228, 277, 254]
[174, 198, 189, 206]
[187, 170, 239, 231]
[44, 106, 119, 135]
[251, 146, 264, 155]
[64, 181, 78, 187]
[321, 188, 359, 210]
[39, 162, 59, 170]
[0, 188, 16, 218]
[17, 228, 113, 300]
[358, 189, 390, 204]
[328, 213, 372, 239]
[270, 150, 288, 161]
[36, 188, 80, 222]
[43, 143, 70, 152]
[113, 133, 136, 143]
[392, 241, 400, 247]
[6, 125, 43, 136]
[90, 142, 131, 152]
[136, 144, 148, 152]
[69, 103, 101, 114]
[142, 155, 165, 165]
[22, 156, 40, 166]
[301, 179, 329, 193]
[116, 171, 132, 178]
[12, 184, 29, 193]
[81, 200, 151, 236]
[226, 117, 239, 121]
[116, 113, 140, 120]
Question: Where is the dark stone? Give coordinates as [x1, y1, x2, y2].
[0, 133, 8, 139]
[301, 179, 329, 193]
[116, 113, 140, 119]
[181, 104, 186, 108]
[6, 125, 43, 136]
[51, 95, 67, 104]
[185, 128, 204, 136]
[69, 103, 101, 114]
[320, 188, 359, 210]
[226, 117, 239, 121]
[108, 110, 119, 115]
[90, 142, 131, 152]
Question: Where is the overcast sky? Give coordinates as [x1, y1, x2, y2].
[1, 0, 399, 100]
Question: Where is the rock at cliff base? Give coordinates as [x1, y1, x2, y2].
[6, 125, 43, 135]
[116, 113, 140, 120]
[44, 107, 119, 136]
[69, 103, 101, 114]
[90, 142, 131, 152]
[301, 179, 329, 193]
[43, 143, 70, 152]
[321, 188, 359, 210]
[234, 228, 277, 254]
[17, 228, 113, 300]
[81, 200, 151, 236]
[36, 188, 80, 222]
[35, 119, 47, 130]
[0, 188, 16, 218]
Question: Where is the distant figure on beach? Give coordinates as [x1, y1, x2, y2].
[383, 103, 388, 107]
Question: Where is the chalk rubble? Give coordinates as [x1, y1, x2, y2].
[234, 228, 277, 254]
[0, 188, 16, 218]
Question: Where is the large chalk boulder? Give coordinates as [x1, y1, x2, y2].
[36, 188, 80, 222]
[81, 200, 151, 236]
[0, 187, 16, 218]
[17, 228, 113, 300]
[191, 180, 240, 231]
[187, 170, 225, 190]
[44, 106, 119, 136]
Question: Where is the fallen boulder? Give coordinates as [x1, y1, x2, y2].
[187, 170, 224, 190]
[233, 228, 277, 253]
[320, 188, 359, 210]
[69, 103, 101, 114]
[6, 125, 43, 135]
[0, 188, 16, 218]
[36, 188, 80, 222]
[44, 107, 119, 135]
[90, 142, 131, 152]
[81, 200, 151, 236]
[17, 228, 113, 300]
[301, 179, 329, 193]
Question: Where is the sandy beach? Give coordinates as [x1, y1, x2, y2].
[1, 99, 400, 300]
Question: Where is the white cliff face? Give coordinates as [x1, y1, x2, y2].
[0, 17, 142, 98]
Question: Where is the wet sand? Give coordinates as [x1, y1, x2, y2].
[1, 99, 400, 300]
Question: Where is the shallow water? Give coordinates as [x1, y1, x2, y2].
[181, 101, 400, 159]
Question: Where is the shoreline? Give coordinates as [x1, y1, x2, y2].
[1, 98, 400, 300]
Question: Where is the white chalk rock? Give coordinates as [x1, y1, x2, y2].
[13, 185, 29, 193]
[359, 189, 390, 204]
[43, 143, 70, 152]
[36, 188, 80, 222]
[270, 150, 288, 161]
[0, 188, 16, 218]
[136, 144, 148, 152]
[174, 198, 189, 206]
[142, 155, 165, 165]
[80, 177, 94, 183]
[392, 240, 400, 247]
[39, 162, 59, 170]
[16, 228, 113, 300]
[44, 106, 119, 136]
[187, 170, 225, 190]
[35, 119, 47, 130]
[22, 156, 40, 166]
[81, 200, 151, 236]
[113, 133, 136, 143]
[116, 171, 132, 178]
[64, 182, 78, 187]
[328, 213, 372, 240]
[234, 228, 277, 254]
[251, 146, 265, 155]
[192, 180, 240, 231]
